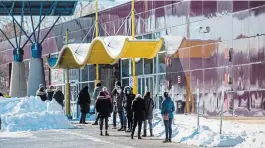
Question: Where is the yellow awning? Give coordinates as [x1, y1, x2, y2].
[47, 36, 164, 69]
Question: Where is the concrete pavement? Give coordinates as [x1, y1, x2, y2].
[0, 123, 207, 148]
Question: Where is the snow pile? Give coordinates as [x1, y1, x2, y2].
[152, 110, 265, 147]
[0, 96, 73, 132]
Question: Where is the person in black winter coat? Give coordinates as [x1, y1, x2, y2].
[36, 84, 48, 101]
[46, 86, 55, 101]
[123, 86, 135, 132]
[78, 86, 91, 124]
[111, 81, 124, 130]
[131, 94, 146, 139]
[96, 91, 112, 136]
[142, 92, 155, 137]
[53, 88, 65, 108]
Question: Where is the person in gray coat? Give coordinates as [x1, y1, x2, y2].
[142, 91, 154, 137]
[92, 83, 103, 125]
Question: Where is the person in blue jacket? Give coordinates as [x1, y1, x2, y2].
[161, 92, 175, 143]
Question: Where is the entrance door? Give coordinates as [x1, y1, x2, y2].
[70, 83, 79, 119]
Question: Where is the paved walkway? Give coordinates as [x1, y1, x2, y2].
[1, 123, 207, 148]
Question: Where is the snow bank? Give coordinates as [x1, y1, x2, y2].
[0, 96, 73, 132]
[152, 110, 265, 147]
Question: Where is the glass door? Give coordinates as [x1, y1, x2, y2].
[138, 76, 155, 97]
[70, 83, 79, 119]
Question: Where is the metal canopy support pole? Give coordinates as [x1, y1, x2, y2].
[37, 2, 43, 42]
[131, 0, 137, 94]
[40, 16, 61, 45]
[0, 2, 33, 44]
[28, 2, 37, 42]
[95, 0, 100, 87]
[12, 18, 18, 48]
[65, 29, 71, 118]
[0, 29, 15, 49]
[18, 1, 24, 48]
[27, 2, 56, 97]
[21, 2, 56, 49]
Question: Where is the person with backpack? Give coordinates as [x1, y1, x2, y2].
[161, 92, 175, 143]
[131, 94, 145, 139]
[142, 91, 154, 137]
[96, 91, 112, 136]
[78, 86, 91, 124]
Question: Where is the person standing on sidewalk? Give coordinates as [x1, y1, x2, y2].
[103, 87, 113, 116]
[78, 86, 91, 124]
[161, 92, 175, 143]
[142, 91, 154, 137]
[111, 81, 123, 129]
[122, 86, 135, 132]
[96, 91, 112, 136]
[116, 86, 125, 131]
[92, 83, 103, 125]
[131, 94, 145, 139]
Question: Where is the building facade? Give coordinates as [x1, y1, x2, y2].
[0, 1, 265, 116]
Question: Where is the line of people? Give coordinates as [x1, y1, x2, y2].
[36, 84, 65, 108]
[78, 81, 175, 143]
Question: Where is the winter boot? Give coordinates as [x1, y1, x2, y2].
[168, 139, 172, 143]
[100, 131, 103, 136]
[105, 131, 109, 136]
[112, 126, 117, 129]
[138, 135, 142, 139]
[92, 122, 98, 125]
[150, 129, 154, 137]
[142, 130, 147, 137]
[126, 128, 131, 132]
[131, 134, 133, 139]
[163, 139, 168, 143]
[118, 127, 124, 131]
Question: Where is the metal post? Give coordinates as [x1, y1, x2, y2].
[28, 1, 37, 42]
[65, 68, 71, 118]
[95, 0, 100, 87]
[131, 0, 137, 94]
[18, 1, 24, 48]
[40, 16, 61, 45]
[197, 88, 200, 130]
[220, 90, 225, 134]
[65, 29, 71, 118]
[37, 2, 43, 42]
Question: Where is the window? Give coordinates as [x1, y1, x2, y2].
[144, 58, 153, 74]
[122, 59, 129, 77]
[88, 65, 96, 81]
[158, 52, 166, 73]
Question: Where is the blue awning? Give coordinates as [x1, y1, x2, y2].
[0, 1, 77, 16]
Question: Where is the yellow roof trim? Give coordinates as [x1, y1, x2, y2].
[47, 36, 164, 69]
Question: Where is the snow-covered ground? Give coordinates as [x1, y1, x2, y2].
[0, 97, 73, 132]
[152, 110, 265, 148]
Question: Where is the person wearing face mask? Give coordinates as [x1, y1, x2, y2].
[111, 81, 122, 129]
[92, 83, 103, 125]
[115, 86, 125, 131]
[122, 86, 135, 132]
[103, 87, 113, 116]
